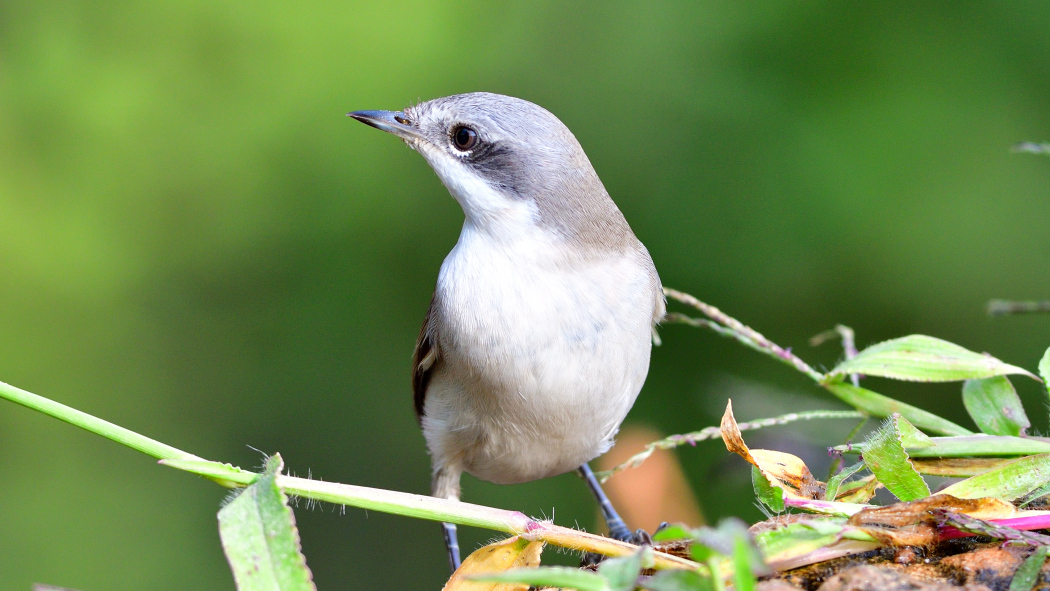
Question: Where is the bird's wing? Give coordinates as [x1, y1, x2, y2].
[412, 295, 439, 422]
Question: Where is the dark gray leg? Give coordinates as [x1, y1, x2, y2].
[578, 463, 632, 541]
[443, 522, 461, 572]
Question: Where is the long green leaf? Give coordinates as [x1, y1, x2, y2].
[1021, 482, 1050, 507]
[821, 380, 972, 436]
[1009, 546, 1049, 591]
[754, 520, 845, 565]
[218, 455, 315, 591]
[835, 435, 1050, 458]
[827, 335, 1035, 382]
[731, 536, 757, 591]
[825, 462, 866, 502]
[939, 454, 1050, 501]
[884, 437, 1050, 457]
[962, 377, 1030, 436]
[471, 567, 611, 591]
[751, 466, 785, 513]
[599, 548, 650, 591]
[895, 417, 934, 448]
[860, 414, 930, 501]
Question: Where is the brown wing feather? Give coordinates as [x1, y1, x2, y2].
[412, 295, 439, 423]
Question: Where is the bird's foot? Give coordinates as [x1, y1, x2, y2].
[579, 526, 658, 567]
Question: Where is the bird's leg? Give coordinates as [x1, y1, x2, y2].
[441, 522, 461, 572]
[577, 463, 633, 541]
[433, 464, 463, 572]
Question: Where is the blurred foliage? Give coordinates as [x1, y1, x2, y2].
[1, 1, 1049, 589]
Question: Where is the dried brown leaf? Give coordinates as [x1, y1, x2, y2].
[722, 400, 825, 500]
[847, 495, 1018, 547]
[910, 458, 1017, 478]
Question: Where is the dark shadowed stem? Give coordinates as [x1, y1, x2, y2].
[811, 325, 860, 387]
[987, 300, 1050, 316]
[663, 288, 824, 382]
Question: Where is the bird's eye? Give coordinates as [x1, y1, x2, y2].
[451, 126, 478, 151]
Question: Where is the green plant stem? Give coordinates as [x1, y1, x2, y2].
[0, 379, 696, 569]
[665, 289, 973, 437]
[810, 325, 860, 387]
[708, 557, 725, 591]
[163, 459, 696, 569]
[0, 380, 201, 462]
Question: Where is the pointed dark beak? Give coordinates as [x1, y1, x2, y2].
[346, 110, 422, 139]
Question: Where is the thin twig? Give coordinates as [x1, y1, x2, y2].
[663, 288, 824, 382]
[827, 417, 869, 479]
[811, 325, 861, 387]
[596, 410, 863, 482]
[1012, 142, 1050, 156]
[987, 300, 1050, 316]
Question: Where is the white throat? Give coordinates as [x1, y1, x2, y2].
[418, 146, 540, 236]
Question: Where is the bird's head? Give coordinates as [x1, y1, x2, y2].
[349, 92, 631, 248]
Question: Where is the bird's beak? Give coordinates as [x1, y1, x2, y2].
[346, 110, 422, 140]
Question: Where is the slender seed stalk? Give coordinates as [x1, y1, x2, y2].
[664, 288, 824, 381]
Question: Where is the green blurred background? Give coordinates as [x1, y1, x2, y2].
[1, 1, 1049, 589]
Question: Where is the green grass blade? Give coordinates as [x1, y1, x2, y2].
[1021, 482, 1050, 507]
[1009, 546, 1049, 591]
[731, 536, 757, 591]
[962, 377, 1030, 436]
[754, 520, 845, 566]
[939, 454, 1050, 501]
[470, 567, 611, 591]
[825, 462, 866, 502]
[827, 335, 1036, 382]
[218, 455, 315, 591]
[861, 415, 930, 501]
[751, 466, 785, 513]
[598, 548, 650, 591]
[835, 435, 1050, 458]
[821, 380, 972, 436]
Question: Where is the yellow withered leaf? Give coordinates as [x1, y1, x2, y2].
[721, 400, 824, 500]
[442, 536, 544, 591]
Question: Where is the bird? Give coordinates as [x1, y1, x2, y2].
[348, 92, 664, 572]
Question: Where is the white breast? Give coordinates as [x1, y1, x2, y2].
[421, 216, 658, 485]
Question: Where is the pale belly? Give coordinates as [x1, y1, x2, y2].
[420, 230, 658, 485]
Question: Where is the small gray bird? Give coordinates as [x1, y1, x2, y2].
[349, 92, 664, 571]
